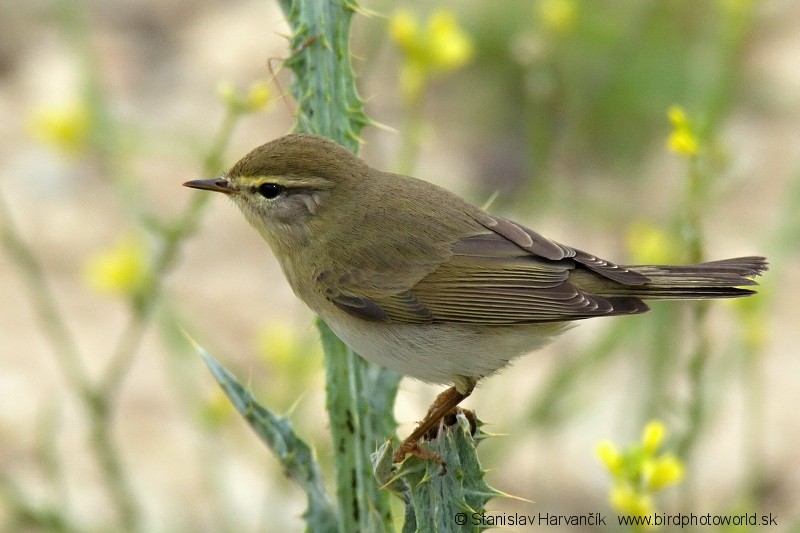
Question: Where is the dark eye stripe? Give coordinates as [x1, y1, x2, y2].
[257, 182, 284, 199]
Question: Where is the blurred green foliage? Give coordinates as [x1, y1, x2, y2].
[380, 0, 759, 222]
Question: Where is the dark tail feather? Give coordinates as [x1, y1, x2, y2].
[607, 256, 768, 300]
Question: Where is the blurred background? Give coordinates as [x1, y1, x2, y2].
[1, 0, 798, 531]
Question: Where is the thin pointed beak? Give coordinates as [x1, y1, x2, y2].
[182, 177, 233, 194]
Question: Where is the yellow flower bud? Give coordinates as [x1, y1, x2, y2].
[666, 105, 700, 157]
[246, 81, 271, 111]
[27, 101, 91, 157]
[646, 454, 685, 490]
[428, 10, 473, 70]
[84, 234, 149, 297]
[389, 10, 418, 48]
[667, 105, 689, 128]
[596, 440, 623, 476]
[668, 129, 699, 156]
[389, 9, 473, 102]
[610, 483, 653, 517]
[641, 420, 667, 454]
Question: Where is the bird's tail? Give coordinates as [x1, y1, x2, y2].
[606, 256, 768, 300]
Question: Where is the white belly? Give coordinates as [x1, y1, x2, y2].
[320, 311, 571, 385]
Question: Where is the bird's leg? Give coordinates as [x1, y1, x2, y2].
[393, 377, 476, 463]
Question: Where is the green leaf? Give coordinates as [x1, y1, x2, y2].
[192, 338, 339, 533]
[386, 414, 502, 533]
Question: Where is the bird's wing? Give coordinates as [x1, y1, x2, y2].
[325, 215, 651, 325]
[479, 215, 650, 285]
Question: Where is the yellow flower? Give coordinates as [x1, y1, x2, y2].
[596, 440, 623, 476]
[668, 129, 699, 156]
[641, 420, 666, 454]
[645, 454, 685, 490]
[537, 0, 577, 34]
[389, 10, 417, 48]
[667, 105, 689, 129]
[216, 79, 271, 113]
[427, 10, 473, 70]
[667, 105, 699, 157]
[597, 420, 684, 523]
[389, 9, 473, 101]
[27, 101, 91, 157]
[245, 80, 271, 111]
[610, 483, 654, 517]
[84, 234, 149, 297]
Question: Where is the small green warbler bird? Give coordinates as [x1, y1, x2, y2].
[184, 133, 766, 462]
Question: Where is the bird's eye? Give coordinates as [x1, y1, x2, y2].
[257, 182, 284, 199]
